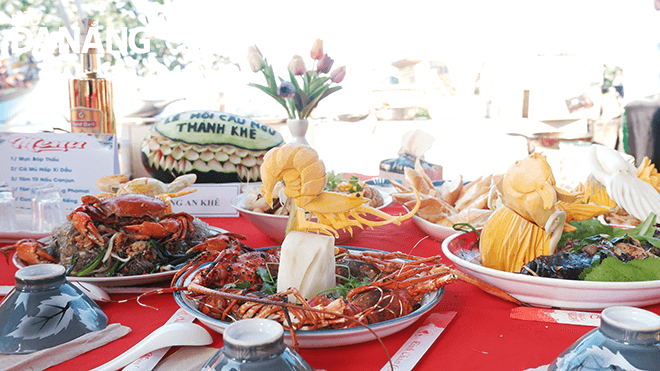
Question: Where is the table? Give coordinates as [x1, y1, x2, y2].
[2, 203, 659, 371]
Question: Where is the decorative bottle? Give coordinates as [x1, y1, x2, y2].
[68, 18, 116, 134]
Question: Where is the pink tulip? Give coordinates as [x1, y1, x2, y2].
[331, 66, 346, 83]
[310, 38, 323, 60]
[316, 54, 334, 74]
[288, 55, 306, 76]
[247, 45, 265, 72]
[248, 45, 262, 58]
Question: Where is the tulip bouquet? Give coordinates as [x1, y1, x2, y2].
[247, 39, 346, 119]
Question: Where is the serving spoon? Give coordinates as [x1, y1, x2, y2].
[89, 322, 213, 371]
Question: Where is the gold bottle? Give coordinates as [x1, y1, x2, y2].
[68, 18, 116, 134]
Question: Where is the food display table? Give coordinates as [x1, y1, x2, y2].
[1, 202, 659, 371]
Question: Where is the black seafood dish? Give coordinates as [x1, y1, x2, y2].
[521, 233, 660, 280]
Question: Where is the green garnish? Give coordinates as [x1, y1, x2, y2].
[76, 244, 109, 277]
[580, 257, 660, 282]
[334, 275, 373, 298]
[106, 259, 122, 277]
[317, 263, 376, 298]
[560, 213, 658, 252]
[65, 254, 78, 276]
[325, 171, 363, 193]
[257, 266, 277, 294]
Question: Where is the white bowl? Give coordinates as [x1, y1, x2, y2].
[230, 191, 392, 244]
[411, 215, 461, 242]
[441, 231, 660, 310]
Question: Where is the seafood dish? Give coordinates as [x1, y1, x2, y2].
[1, 174, 240, 279]
[173, 244, 446, 348]
[475, 145, 660, 275]
[167, 143, 519, 348]
[172, 239, 452, 332]
[450, 217, 660, 283]
[3, 193, 243, 278]
[521, 217, 660, 281]
[435, 145, 660, 309]
[442, 230, 660, 310]
[391, 158, 496, 230]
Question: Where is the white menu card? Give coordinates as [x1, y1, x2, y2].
[0, 132, 118, 213]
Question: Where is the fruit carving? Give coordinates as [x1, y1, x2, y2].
[260, 143, 420, 237]
[480, 152, 609, 273]
[588, 144, 660, 221]
[141, 110, 284, 183]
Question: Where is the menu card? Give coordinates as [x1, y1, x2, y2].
[0, 132, 118, 213]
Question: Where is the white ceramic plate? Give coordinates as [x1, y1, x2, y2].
[231, 189, 393, 243]
[441, 231, 660, 310]
[411, 215, 461, 242]
[13, 254, 177, 287]
[373, 178, 464, 242]
[12, 226, 229, 287]
[173, 246, 444, 348]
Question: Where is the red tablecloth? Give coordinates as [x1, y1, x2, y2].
[2, 203, 659, 371]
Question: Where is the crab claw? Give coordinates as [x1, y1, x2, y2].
[70, 211, 104, 246]
[3, 239, 57, 265]
[186, 233, 247, 253]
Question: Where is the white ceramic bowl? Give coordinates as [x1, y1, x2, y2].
[230, 190, 392, 244]
[442, 231, 660, 310]
[0, 264, 108, 354]
[411, 215, 461, 242]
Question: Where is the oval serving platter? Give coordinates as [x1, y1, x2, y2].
[442, 230, 660, 310]
[173, 245, 445, 348]
[13, 226, 229, 287]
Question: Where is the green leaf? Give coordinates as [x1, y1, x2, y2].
[309, 76, 332, 94]
[294, 90, 312, 115]
[248, 83, 287, 106]
[558, 218, 614, 248]
[581, 257, 660, 282]
[627, 213, 657, 237]
[289, 71, 302, 93]
[301, 86, 342, 118]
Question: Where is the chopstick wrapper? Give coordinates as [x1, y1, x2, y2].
[0, 323, 131, 371]
[379, 311, 457, 371]
[511, 307, 600, 327]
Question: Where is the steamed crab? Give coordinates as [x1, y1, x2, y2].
[69, 194, 177, 246]
[5, 193, 227, 277]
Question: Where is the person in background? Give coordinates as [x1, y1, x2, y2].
[612, 70, 624, 99]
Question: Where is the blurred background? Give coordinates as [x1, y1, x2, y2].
[1, 0, 659, 180]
